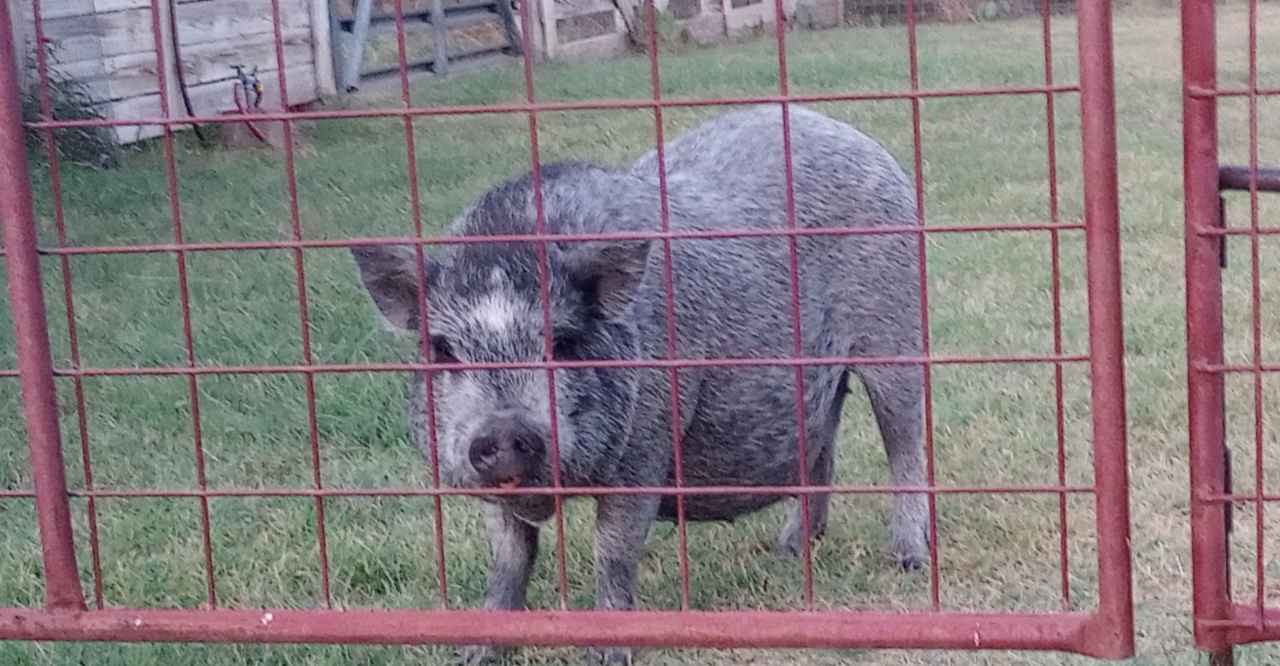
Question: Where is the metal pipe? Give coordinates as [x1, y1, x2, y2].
[22, 84, 1085, 130]
[1182, 0, 1234, 660]
[0, 608, 1106, 654]
[1077, 0, 1134, 658]
[0, 0, 86, 612]
[1219, 165, 1280, 192]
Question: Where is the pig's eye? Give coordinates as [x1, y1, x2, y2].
[552, 332, 583, 361]
[430, 336, 459, 364]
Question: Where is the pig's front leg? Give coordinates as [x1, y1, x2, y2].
[585, 493, 660, 665]
[460, 502, 540, 665]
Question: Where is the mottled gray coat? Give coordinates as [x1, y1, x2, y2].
[351, 105, 928, 665]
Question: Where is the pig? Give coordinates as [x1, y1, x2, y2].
[350, 104, 929, 665]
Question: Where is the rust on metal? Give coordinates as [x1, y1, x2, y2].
[1182, 0, 1228, 657]
[0, 0, 86, 612]
[24, 85, 1084, 132]
[1077, 0, 1134, 657]
[1183, 0, 1279, 660]
[0, 608, 1109, 654]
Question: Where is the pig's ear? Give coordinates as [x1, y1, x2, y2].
[559, 239, 651, 320]
[350, 244, 437, 332]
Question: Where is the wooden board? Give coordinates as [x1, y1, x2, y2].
[108, 62, 316, 143]
[51, 30, 313, 102]
[39, 0, 113, 21]
[331, 0, 478, 20]
[310, 0, 336, 94]
[39, 0, 313, 62]
[28, 0, 323, 145]
[358, 13, 506, 72]
[722, 0, 772, 33]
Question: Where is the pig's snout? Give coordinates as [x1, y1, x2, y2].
[468, 413, 547, 488]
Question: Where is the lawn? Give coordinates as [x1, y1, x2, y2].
[2, 2, 1280, 664]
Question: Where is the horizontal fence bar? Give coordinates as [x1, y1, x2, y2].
[1219, 165, 1280, 192]
[22, 353, 1089, 378]
[56, 483, 1095, 500]
[1186, 86, 1280, 99]
[0, 608, 1117, 656]
[25, 223, 1087, 259]
[25, 85, 1082, 131]
[1194, 605, 1280, 645]
[0, 353, 1090, 379]
[1195, 362, 1280, 374]
[1202, 493, 1280, 504]
[1197, 226, 1280, 237]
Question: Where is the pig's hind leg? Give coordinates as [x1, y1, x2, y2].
[859, 363, 930, 571]
[776, 371, 848, 557]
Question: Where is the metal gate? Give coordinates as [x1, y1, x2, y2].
[1184, 0, 1280, 662]
[0, 0, 1135, 659]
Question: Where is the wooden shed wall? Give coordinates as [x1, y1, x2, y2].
[11, 0, 334, 144]
[539, 0, 799, 60]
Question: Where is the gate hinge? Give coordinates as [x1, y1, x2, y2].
[1217, 195, 1227, 268]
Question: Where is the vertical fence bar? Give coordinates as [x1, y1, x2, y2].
[515, 0, 571, 609]
[0, 0, 85, 612]
[393, 0, 451, 609]
[903, 0, 942, 610]
[1077, 0, 1133, 657]
[30, 0, 105, 610]
[1181, 0, 1233, 660]
[640, 0, 692, 611]
[145, 0, 218, 609]
[266, 0, 334, 609]
[1040, 0, 1070, 611]
[1244, 0, 1264, 634]
[769, 0, 816, 609]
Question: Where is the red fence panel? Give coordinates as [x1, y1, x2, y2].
[0, 0, 1133, 659]
[1184, 0, 1280, 662]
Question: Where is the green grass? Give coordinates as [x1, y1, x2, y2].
[2, 3, 1280, 664]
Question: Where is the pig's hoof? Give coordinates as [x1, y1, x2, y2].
[460, 645, 506, 665]
[774, 515, 825, 558]
[891, 532, 930, 572]
[895, 553, 927, 572]
[774, 529, 803, 558]
[585, 646, 633, 665]
[775, 531, 816, 558]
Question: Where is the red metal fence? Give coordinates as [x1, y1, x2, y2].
[1184, 0, 1280, 663]
[0, 0, 1135, 659]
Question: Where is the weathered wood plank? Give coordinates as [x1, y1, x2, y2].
[52, 34, 313, 102]
[93, 0, 152, 14]
[339, 0, 370, 89]
[40, 0, 312, 59]
[309, 0, 335, 94]
[430, 0, 447, 74]
[38, 0, 195, 20]
[33, 0, 86, 22]
[332, 0, 483, 20]
[722, 0, 771, 33]
[107, 61, 316, 143]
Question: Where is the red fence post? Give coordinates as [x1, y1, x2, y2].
[1181, 0, 1234, 662]
[1076, 0, 1135, 658]
[0, 1, 86, 612]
